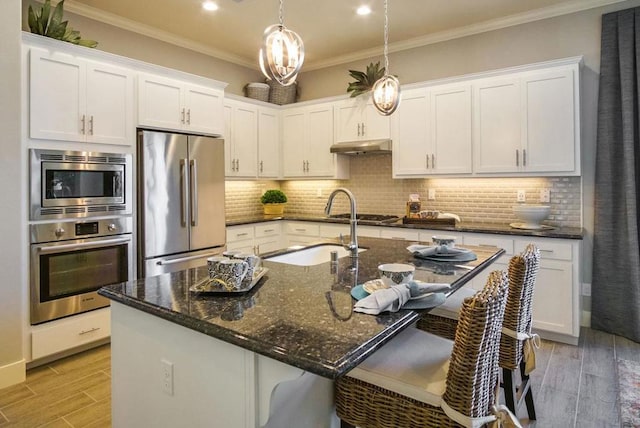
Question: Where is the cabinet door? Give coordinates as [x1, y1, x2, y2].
[30, 48, 86, 142]
[522, 69, 576, 173]
[185, 84, 224, 136]
[392, 89, 429, 176]
[531, 259, 574, 335]
[232, 104, 258, 177]
[362, 102, 391, 140]
[138, 74, 183, 130]
[334, 100, 362, 142]
[258, 108, 280, 178]
[473, 78, 521, 173]
[282, 110, 307, 177]
[306, 106, 335, 176]
[86, 61, 133, 145]
[431, 85, 472, 174]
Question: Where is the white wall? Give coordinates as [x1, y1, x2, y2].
[0, 0, 26, 389]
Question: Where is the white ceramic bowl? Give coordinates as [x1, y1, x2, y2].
[512, 205, 551, 227]
[378, 263, 415, 286]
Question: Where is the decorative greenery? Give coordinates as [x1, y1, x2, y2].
[346, 61, 386, 98]
[260, 189, 288, 204]
[28, 0, 98, 48]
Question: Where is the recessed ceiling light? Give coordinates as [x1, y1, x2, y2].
[356, 5, 371, 16]
[202, 1, 219, 12]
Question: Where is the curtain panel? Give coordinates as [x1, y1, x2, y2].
[592, 7, 640, 343]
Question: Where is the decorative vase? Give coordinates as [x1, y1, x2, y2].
[263, 203, 285, 215]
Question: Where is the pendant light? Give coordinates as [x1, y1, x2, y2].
[372, 0, 401, 115]
[259, 0, 304, 87]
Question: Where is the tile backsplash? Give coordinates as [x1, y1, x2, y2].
[226, 154, 581, 228]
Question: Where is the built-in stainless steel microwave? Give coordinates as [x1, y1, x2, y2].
[30, 149, 132, 220]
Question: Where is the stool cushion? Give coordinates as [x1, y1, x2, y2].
[346, 327, 454, 406]
[428, 286, 476, 319]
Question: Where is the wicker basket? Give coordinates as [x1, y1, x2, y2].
[245, 83, 270, 102]
[266, 79, 297, 105]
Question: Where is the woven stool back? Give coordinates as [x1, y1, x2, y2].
[443, 269, 509, 419]
[499, 244, 540, 370]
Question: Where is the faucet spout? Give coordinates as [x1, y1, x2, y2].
[325, 188, 359, 259]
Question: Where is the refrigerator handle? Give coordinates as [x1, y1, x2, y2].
[180, 159, 188, 227]
[190, 159, 198, 226]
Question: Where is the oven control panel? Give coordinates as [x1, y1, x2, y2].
[30, 217, 133, 243]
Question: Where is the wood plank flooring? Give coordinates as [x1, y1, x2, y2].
[0, 327, 637, 427]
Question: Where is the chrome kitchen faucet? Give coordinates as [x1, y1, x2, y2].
[324, 188, 359, 259]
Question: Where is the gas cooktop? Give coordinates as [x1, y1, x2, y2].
[328, 213, 401, 224]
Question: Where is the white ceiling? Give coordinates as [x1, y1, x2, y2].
[64, 0, 624, 71]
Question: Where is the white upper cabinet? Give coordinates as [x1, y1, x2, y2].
[223, 99, 258, 178]
[30, 47, 134, 145]
[392, 84, 472, 177]
[257, 107, 281, 178]
[334, 97, 390, 142]
[138, 73, 223, 136]
[282, 103, 349, 178]
[473, 64, 579, 175]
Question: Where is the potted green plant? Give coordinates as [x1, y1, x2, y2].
[260, 189, 288, 215]
[28, 0, 98, 47]
[346, 61, 386, 98]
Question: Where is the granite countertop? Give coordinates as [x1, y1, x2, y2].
[226, 214, 583, 240]
[99, 237, 504, 379]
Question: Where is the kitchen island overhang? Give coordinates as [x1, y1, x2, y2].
[99, 237, 504, 379]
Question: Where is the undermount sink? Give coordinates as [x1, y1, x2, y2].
[265, 244, 367, 266]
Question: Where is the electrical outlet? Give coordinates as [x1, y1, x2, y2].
[540, 188, 550, 203]
[516, 190, 526, 202]
[162, 359, 174, 395]
[427, 188, 436, 200]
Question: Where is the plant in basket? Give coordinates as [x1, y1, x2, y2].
[260, 189, 288, 215]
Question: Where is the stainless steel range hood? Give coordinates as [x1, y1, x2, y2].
[330, 138, 392, 155]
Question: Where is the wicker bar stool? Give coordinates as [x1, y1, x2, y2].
[416, 244, 541, 420]
[334, 270, 512, 428]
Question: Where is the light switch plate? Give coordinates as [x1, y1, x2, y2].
[427, 188, 436, 200]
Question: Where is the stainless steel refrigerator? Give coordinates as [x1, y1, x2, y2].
[137, 130, 226, 278]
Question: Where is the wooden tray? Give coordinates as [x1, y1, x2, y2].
[402, 217, 456, 227]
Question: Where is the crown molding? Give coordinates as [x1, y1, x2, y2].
[44, 0, 627, 72]
[60, 0, 257, 69]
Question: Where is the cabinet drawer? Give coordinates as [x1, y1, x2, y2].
[285, 222, 320, 236]
[319, 223, 350, 238]
[227, 225, 255, 242]
[514, 238, 572, 261]
[463, 234, 514, 255]
[255, 222, 282, 238]
[380, 228, 420, 241]
[31, 308, 110, 360]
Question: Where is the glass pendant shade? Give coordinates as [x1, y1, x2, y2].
[259, 23, 304, 86]
[372, 74, 401, 116]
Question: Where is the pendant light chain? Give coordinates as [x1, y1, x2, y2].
[279, 0, 284, 26]
[383, 0, 389, 73]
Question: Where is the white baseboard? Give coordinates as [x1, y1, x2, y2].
[0, 358, 26, 389]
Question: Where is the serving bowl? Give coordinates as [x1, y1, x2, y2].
[512, 205, 551, 228]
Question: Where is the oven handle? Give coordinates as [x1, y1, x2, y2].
[36, 237, 131, 254]
[156, 251, 221, 266]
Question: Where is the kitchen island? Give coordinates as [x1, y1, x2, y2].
[100, 237, 503, 428]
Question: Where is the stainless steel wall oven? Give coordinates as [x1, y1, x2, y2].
[30, 149, 132, 220]
[30, 217, 132, 324]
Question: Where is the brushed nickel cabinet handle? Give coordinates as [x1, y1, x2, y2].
[89, 115, 94, 135]
[523, 149, 527, 167]
[187, 108, 191, 124]
[80, 114, 85, 134]
[426, 154, 429, 169]
[432, 154, 435, 169]
[79, 327, 100, 335]
[516, 149, 520, 167]
[181, 108, 185, 124]
[260, 160, 263, 173]
[362, 122, 365, 136]
[357, 123, 361, 136]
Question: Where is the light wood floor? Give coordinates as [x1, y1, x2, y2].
[0, 327, 637, 428]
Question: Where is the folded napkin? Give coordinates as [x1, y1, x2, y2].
[354, 281, 450, 315]
[407, 244, 471, 257]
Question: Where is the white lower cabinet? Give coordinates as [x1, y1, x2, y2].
[31, 307, 110, 360]
[284, 222, 321, 246]
[319, 224, 380, 239]
[226, 222, 284, 255]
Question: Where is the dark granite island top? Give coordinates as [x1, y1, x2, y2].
[99, 237, 504, 379]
